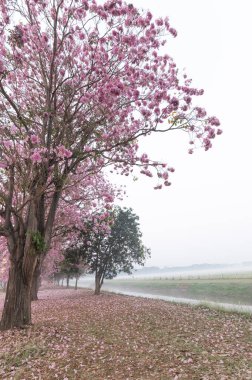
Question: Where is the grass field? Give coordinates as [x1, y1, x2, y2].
[1, 287, 252, 379]
[103, 277, 252, 305]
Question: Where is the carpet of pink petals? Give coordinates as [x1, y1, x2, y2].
[0, 287, 252, 380]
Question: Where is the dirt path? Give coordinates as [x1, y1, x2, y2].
[1, 288, 252, 379]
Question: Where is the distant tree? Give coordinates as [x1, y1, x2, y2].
[55, 247, 87, 290]
[81, 207, 150, 295]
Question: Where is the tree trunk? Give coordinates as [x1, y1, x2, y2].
[94, 273, 102, 295]
[0, 183, 62, 331]
[66, 275, 70, 288]
[61, 278, 64, 286]
[75, 276, 78, 290]
[0, 255, 36, 330]
[31, 267, 41, 301]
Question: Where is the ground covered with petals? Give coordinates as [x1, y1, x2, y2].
[0, 288, 252, 379]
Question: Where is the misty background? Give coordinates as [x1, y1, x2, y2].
[110, 0, 252, 268]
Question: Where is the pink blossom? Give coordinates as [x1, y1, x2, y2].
[0, 161, 7, 169]
[208, 116, 220, 126]
[203, 138, 212, 151]
[169, 27, 177, 37]
[184, 96, 192, 104]
[195, 107, 207, 118]
[31, 151, 42, 163]
[30, 135, 40, 144]
[84, 146, 92, 152]
[162, 172, 169, 180]
[155, 18, 164, 27]
[3, 140, 12, 148]
[170, 97, 179, 109]
[207, 128, 216, 139]
[168, 167, 175, 172]
[164, 181, 171, 186]
[57, 146, 72, 159]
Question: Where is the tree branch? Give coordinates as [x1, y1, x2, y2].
[0, 83, 29, 133]
[0, 224, 8, 237]
[4, 165, 14, 231]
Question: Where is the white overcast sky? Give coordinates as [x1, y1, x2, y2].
[111, 0, 252, 267]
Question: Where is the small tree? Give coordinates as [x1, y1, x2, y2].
[82, 207, 150, 295]
[56, 246, 87, 289]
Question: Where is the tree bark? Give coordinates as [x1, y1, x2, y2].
[0, 253, 37, 330]
[31, 267, 41, 301]
[75, 276, 78, 290]
[66, 275, 70, 288]
[1, 198, 39, 330]
[0, 180, 62, 330]
[94, 273, 102, 295]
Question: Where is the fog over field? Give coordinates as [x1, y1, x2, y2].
[74, 263, 252, 285]
[118, 265, 252, 280]
[69, 263, 252, 313]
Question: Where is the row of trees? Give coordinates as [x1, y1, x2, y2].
[53, 207, 149, 295]
[0, 0, 221, 330]
[53, 247, 86, 290]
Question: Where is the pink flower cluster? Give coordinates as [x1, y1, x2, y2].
[56, 146, 72, 159]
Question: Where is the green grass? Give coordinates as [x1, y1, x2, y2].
[0, 342, 48, 369]
[104, 277, 252, 305]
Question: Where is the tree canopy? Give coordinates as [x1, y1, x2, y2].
[79, 207, 150, 294]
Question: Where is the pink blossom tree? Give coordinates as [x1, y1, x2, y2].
[31, 167, 118, 300]
[0, 0, 221, 329]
